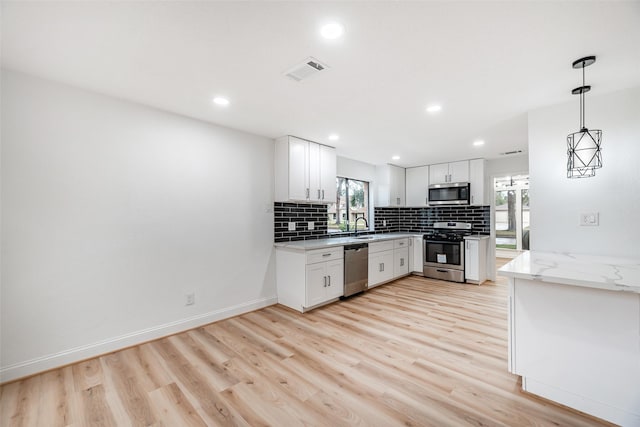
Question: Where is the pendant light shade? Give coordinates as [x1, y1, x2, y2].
[567, 128, 602, 178]
[567, 56, 602, 178]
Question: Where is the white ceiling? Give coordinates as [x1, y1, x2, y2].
[2, 1, 640, 167]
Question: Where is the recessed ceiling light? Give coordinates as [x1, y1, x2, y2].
[212, 97, 230, 106]
[328, 134, 340, 141]
[392, 155, 400, 160]
[320, 22, 344, 40]
[473, 140, 485, 146]
[426, 105, 442, 113]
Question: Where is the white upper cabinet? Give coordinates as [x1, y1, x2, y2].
[275, 136, 336, 203]
[406, 165, 429, 206]
[320, 145, 337, 203]
[469, 159, 486, 206]
[429, 160, 469, 184]
[375, 164, 405, 207]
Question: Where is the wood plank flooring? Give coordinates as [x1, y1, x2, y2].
[1, 260, 613, 426]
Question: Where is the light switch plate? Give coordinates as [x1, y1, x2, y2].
[580, 212, 599, 226]
[288, 222, 296, 231]
[308, 221, 314, 230]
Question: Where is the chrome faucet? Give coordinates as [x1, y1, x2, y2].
[354, 217, 369, 233]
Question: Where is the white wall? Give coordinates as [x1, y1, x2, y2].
[528, 87, 640, 257]
[486, 155, 529, 180]
[0, 70, 277, 381]
[336, 156, 376, 182]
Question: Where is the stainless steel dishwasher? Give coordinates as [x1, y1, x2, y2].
[343, 243, 369, 297]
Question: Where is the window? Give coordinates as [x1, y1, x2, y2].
[494, 175, 529, 251]
[327, 177, 369, 232]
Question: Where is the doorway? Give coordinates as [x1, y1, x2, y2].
[494, 175, 529, 254]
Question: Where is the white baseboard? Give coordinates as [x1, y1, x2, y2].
[523, 377, 640, 426]
[0, 296, 277, 383]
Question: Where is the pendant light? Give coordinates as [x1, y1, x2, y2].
[567, 56, 602, 178]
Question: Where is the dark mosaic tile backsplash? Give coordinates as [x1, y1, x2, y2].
[275, 202, 491, 242]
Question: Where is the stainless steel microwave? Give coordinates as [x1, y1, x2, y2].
[428, 182, 470, 205]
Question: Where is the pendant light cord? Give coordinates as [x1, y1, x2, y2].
[581, 63, 585, 130]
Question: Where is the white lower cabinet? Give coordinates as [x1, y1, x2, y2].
[464, 237, 488, 284]
[369, 250, 394, 288]
[276, 246, 344, 312]
[409, 236, 424, 274]
[305, 259, 343, 307]
[394, 247, 409, 277]
[368, 238, 410, 289]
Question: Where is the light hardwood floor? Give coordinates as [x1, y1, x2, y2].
[1, 259, 613, 426]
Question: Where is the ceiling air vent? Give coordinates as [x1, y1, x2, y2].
[500, 150, 524, 156]
[284, 57, 329, 82]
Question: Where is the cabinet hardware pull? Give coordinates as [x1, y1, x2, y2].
[382, 263, 385, 272]
[328, 276, 331, 286]
[437, 269, 448, 273]
[401, 258, 404, 266]
[379, 263, 383, 272]
[322, 189, 325, 200]
[322, 253, 331, 257]
[323, 276, 327, 287]
[396, 197, 400, 205]
[306, 188, 310, 198]
[317, 189, 321, 199]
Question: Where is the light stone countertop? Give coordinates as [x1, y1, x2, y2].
[463, 235, 490, 240]
[498, 251, 640, 294]
[274, 232, 422, 251]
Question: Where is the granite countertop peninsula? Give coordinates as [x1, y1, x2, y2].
[498, 251, 640, 294]
[274, 232, 422, 251]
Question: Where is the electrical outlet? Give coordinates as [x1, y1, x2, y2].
[186, 293, 195, 306]
[580, 212, 599, 226]
[288, 222, 296, 231]
[383, 220, 387, 227]
[308, 221, 314, 230]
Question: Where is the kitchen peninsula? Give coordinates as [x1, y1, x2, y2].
[499, 251, 640, 426]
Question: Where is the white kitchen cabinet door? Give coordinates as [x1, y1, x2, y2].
[308, 142, 321, 202]
[449, 160, 470, 183]
[391, 165, 406, 206]
[469, 159, 485, 206]
[325, 259, 344, 300]
[288, 137, 309, 201]
[375, 164, 406, 207]
[368, 250, 394, 287]
[465, 239, 479, 281]
[406, 166, 429, 206]
[305, 263, 327, 307]
[320, 145, 337, 203]
[465, 238, 487, 284]
[410, 236, 424, 274]
[394, 247, 409, 277]
[275, 136, 337, 203]
[428, 163, 449, 184]
[429, 161, 470, 184]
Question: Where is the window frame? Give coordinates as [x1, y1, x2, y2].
[328, 176, 370, 233]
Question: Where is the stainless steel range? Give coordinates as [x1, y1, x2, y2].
[423, 222, 472, 283]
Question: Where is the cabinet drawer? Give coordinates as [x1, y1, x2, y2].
[369, 240, 395, 253]
[393, 238, 409, 249]
[306, 247, 344, 265]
